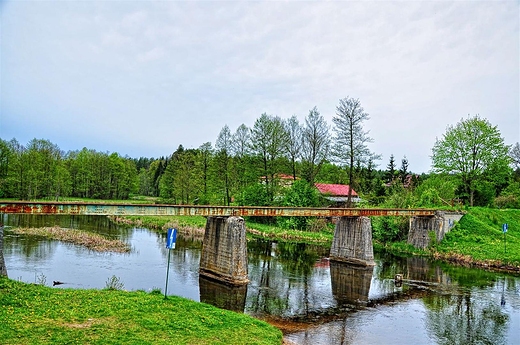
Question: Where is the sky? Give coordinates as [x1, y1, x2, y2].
[1, 0, 518, 173]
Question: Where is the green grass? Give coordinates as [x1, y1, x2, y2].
[433, 208, 520, 267]
[246, 220, 334, 245]
[0, 277, 282, 345]
[113, 215, 207, 231]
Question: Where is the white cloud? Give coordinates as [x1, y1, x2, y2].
[1, 0, 518, 172]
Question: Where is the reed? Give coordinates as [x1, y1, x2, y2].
[11, 226, 130, 253]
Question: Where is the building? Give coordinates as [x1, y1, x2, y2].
[314, 183, 361, 206]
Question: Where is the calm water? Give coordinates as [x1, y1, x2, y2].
[2, 215, 520, 345]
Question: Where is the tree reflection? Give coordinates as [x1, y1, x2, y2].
[423, 292, 508, 345]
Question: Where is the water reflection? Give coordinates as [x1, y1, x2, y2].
[330, 262, 373, 306]
[2, 215, 520, 345]
[199, 276, 247, 312]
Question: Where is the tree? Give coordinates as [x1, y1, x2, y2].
[385, 154, 396, 183]
[0, 140, 11, 198]
[249, 113, 288, 202]
[283, 115, 303, 180]
[431, 115, 511, 206]
[198, 142, 214, 204]
[511, 142, 520, 171]
[0, 224, 6, 277]
[231, 124, 251, 192]
[301, 107, 330, 184]
[332, 97, 380, 206]
[216, 125, 234, 205]
[399, 156, 409, 184]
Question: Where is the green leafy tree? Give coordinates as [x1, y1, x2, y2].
[278, 180, 322, 230]
[431, 115, 511, 206]
[216, 125, 234, 205]
[198, 142, 214, 204]
[249, 113, 288, 202]
[0, 139, 11, 198]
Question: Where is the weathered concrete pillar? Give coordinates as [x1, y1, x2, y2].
[330, 261, 373, 306]
[0, 224, 7, 277]
[199, 216, 248, 285]
[408, 211, 463, 249]
[329, 216, 375, 266]
[199, 276, 247, 312]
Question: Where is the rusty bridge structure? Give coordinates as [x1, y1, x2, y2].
[0, 201, 435, 217]
[0, 201, 462, 286]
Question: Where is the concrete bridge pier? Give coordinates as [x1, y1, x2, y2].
[199, 216, 249, 285]
[408, 211, 463, 249]
[329, 216, 375, 266]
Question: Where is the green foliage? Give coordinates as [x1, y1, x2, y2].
[277, 180, 323, 230]
[414, 174, 457, 208]
[372, 216, 409, 243]
[436, 208, 520, 266]
[431, 115, 511, 206]
[495, 182, 520, 209]
[104, 275, 125, 290]
[0, 277, 282, 345]
[236, 183, 270, 206]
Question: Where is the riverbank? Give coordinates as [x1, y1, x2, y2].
[0, 277, 282, 345]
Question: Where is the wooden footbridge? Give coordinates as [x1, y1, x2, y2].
[0, 201, 462, 285]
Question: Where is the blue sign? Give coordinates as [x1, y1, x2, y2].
[166, 228, 177, 249]
[502, 223, 508, 233]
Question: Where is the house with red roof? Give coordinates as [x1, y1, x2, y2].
[314, 183, 361, 206]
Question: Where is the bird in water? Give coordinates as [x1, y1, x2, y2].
[53, 281, 65, 286]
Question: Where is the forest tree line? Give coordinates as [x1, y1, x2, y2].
[1, 98, 519, 213]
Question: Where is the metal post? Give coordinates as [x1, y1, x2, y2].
[164, 248, 171, 299]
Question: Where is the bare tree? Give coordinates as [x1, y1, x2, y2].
[333, 97, 380, 206]
[301, 107, 330, 184]
[231, 124, 250, 158]
[283, 115, 303, 180]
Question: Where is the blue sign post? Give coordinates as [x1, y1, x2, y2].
[502, 224, 508, 256]
[164, 228, 177, 298]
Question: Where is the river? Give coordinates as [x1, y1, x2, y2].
[2, 215, 519, 344]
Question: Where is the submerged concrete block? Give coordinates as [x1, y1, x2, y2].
[199, 216, 248, 285]
[330, 216, 375, 266]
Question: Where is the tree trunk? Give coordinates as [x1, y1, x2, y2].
[0, 224, 7, 277]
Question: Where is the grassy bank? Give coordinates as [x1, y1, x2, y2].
[0, 277, 282, 345]
[432, 208, 520, 269]
[379, 208, 520, 271]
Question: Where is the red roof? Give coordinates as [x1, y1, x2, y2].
[315, 183, 358, 197]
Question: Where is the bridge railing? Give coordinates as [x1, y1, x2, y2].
[0, 201, 436, 217]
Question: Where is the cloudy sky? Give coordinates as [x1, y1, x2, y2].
[1, 0, 518, 173]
